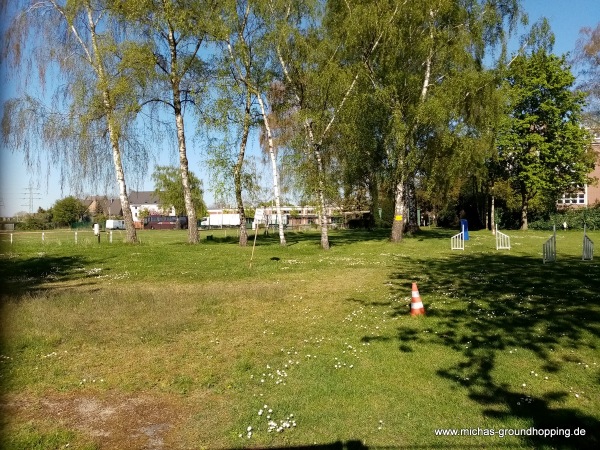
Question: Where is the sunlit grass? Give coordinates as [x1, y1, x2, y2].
[1, 227, 599, 448]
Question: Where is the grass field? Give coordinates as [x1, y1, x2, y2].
[0, 227, 599, 449]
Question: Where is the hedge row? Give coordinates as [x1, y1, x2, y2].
[529, 205, 600, 230]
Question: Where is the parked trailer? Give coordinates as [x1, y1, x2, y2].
[201, 213, 241, 228]
[105, 219, 125, 230]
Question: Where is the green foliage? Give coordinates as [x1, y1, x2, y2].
[93, 213, 108, 225]
[51, 196, 87, 227]
[4, 0, 595, 244]
[137, 208, 151, 221]
[496, 48, 594, 227]
[16, 217, 50, 231]
[151, 165, 206, 217]
[529, 205, 600, 230]
[328, 0, 523, 241]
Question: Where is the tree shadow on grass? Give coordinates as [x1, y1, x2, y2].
[378, 253, 600, 449]
[201, 229, 394, 247]
[197, 228, 456, 248]
[221, 440, 510, 449]
[0, 254, 100, 299]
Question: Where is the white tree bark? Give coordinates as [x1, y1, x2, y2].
[168, 27, 199, 244]
[86, 4, 137, 243]
[256, 94, 286, 246]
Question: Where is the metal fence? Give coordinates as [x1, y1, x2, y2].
[543, 226, 557, 263]
[451, 231, 464, 250]
[583, 225, 594, 261]
[495, 225, 511, 250]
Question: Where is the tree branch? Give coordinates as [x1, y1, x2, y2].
[47, 0, 94, 68]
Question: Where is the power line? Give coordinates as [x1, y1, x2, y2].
[21, 185, 42, 214]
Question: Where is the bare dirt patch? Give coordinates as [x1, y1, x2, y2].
[1, 390, 199, 449]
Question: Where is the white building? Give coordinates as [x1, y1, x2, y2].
[128, 191, 175, 224]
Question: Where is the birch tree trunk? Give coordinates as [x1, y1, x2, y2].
[169, 30, 199, 244]
[491, 194, 496, 234]
[234, 89, 252, 247]
[256, 94, 286, 246]
[104, 93, 138, 243]
[391, 178, 405, 242]
[87, 6, 138, 243]
[390, 12, 434, 243]
[313, 144, 330, 250]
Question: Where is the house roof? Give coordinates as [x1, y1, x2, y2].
[82, 195, 123, 216]
[129, 191, 160, 205]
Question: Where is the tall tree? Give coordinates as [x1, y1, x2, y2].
[271, 0, 398, 249]
[209, 0, 267, 247]
[220, 0, 287, 246]
[573, 22, 600, 130]
[1, 0, 146, 243]
[497, 49, 594, 229]
[52, 196, 87, 226]
[109, 0, 220, 244]
[347, 0, 521, 242]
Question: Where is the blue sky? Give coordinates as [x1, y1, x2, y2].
[1, 0, 599, 216]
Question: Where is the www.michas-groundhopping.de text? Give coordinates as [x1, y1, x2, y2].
[434, 427, 587, 439]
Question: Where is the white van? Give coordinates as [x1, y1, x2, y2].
[105, 219, 125, 230]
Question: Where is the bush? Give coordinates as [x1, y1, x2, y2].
[529, 206, 600, 230]
[436, 202, 460, 228]
[16, 217, 55, 231]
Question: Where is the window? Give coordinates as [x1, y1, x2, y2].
[557, 185, 587, 206]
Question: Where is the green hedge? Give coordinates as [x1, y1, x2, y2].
[529, 205, 600, 230]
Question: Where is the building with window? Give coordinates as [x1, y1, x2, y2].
[557, 135, 600, 207]
[128, 191, 175, 227]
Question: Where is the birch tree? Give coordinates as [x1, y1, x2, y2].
[573, 22, 600, 129]
[110, 0, 221, 244]
[220, 0, 287, 246]
[1, 0, 145, 243]
[203, 109, 268, 246]
[267, 0, 399, 249]
[355, 0, 521, 242]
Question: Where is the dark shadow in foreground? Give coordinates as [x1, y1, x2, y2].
[219, 440, 525, 449]
[361, 252, 600, 449]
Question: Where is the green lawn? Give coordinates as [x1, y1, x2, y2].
[1, 227, 599, 449]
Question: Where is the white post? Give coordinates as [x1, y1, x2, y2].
[11, 233, 13, 244]
[75, 231, 78, 244]
[93, 223, 100, 243]
[110, 231, 113, 243]
[42, 232, 45, 242]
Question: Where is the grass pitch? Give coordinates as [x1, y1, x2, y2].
[0, 227, 599, 449]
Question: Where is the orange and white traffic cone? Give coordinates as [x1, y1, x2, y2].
[410, 282, 425, 316]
